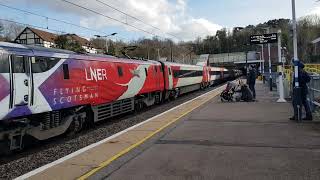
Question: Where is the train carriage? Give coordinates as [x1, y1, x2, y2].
[163, 62, 205, 96]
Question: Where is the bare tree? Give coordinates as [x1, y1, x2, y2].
[0, 21, 24, 41]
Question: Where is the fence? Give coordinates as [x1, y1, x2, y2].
[283, 64, 320, 98]
[309, 75, 320, 111]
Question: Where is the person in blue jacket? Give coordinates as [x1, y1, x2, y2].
[290, 61, 312, 121]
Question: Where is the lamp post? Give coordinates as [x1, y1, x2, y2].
[292, 0, 302, 121]
[256, 52, 262, 74]
[94, 33, 117, 54]
[261, 27, 272, 90]
[243, 43, 251, 76]
[260, 44, 264, 73]
[277, 30, 286, 103]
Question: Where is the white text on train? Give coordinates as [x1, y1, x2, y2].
[85, 67, 108, 82]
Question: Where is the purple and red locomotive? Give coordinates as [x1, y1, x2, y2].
[0, 42, 240, 152]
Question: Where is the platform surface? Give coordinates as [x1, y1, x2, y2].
[22, 82, 320, 180]
[90, 82, 320, 180]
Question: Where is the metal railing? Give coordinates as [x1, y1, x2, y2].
[309, 75, 320, 112]
[283, 64, 320, 100]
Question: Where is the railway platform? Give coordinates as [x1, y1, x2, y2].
[18, 81, 320, 180]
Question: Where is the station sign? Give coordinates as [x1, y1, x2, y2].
[250, 33, 278, 44]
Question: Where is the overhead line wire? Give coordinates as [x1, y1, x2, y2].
[0, 3, 127, 41]
[59, 0, 174, 40]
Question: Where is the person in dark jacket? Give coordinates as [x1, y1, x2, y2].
[290, 61, 312, 121]
[247, 65, 257, 100]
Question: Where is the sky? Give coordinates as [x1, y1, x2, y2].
[0, 0, 319, 42]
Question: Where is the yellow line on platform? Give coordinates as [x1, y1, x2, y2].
[78, 89, 222, 180]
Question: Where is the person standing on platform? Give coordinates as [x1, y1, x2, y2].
[290, 62, 312, 121]
[247, 65, 257, 100]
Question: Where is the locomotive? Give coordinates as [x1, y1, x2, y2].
[0, 42, 240, 152]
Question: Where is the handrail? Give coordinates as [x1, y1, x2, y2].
[309, 75, 320, 109]
[310, 88, 320, 93]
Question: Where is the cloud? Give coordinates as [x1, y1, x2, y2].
[308, 6, 320, 16]
[9, 0, 222, 41]
[172, 18, 222, 41]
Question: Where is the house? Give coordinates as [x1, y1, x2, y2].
[15, 27, 57, 48]
[312, 37, 320, 55]
[14, 27, 97, 54]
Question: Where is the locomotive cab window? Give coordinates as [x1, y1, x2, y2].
[32, 57, 60, 73]
[0, 54, 9, 73]
[12, 56, 29, 73]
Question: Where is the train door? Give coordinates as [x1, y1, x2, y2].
[0, 53, 10, 117]
[9, 55, 33, 107]
[155, 65, 160, 90]
[167, 66, 173, 90]
[220, 68, 224, 81]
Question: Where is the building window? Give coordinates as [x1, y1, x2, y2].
[20, 39, 27, 44]
[34, 38, 41, 44]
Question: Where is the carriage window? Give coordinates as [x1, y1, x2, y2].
[168, 68, 172, 75]
[0, 54, 9, 73]
[32, 57, 60, 73]
[63, 64, 69, 79]
[117, 66, 123, 77]
[13, 56, 29, 73]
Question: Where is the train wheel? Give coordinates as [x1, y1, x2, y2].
[0, 140, 12, 155]
[67, 115, 84, 136]
[134, 101, 144, 112]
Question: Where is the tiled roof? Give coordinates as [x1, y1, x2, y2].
[28, 27, 58, 43]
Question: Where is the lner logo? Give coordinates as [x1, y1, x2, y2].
[85, 67, 108, 82]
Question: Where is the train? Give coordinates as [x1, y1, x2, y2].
[0, 42, 241, 153]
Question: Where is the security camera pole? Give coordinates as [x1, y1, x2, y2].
[292, 0, 302, 121]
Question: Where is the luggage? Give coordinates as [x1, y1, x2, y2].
[241, 84, 253, 102]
